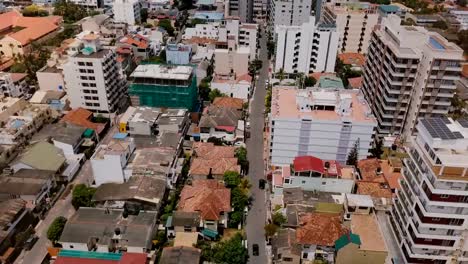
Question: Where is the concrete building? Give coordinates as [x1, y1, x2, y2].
[129, 64, 198, 111]
[36, 66, 65, 92]
[68, 0, 102, 8]
[322, 3, 379, 53]
[269, 87, 376, 166]
[166, 43, 192, 65]
[214, 36, 250, 77]
[389, 117, 468, 264]
[225, 19, 258, 59]
[113, 0, 141, 25]
[64, 34, 128, 114]
[450, 9, 468, 31]
[91, 134, 136, 186]
[183, 23, 222, 40]
[211, 74, 252, 99]
[361, 15, 464, 138]
[0, 73, 27, 98]
[268, 0, 311, 27]
[274, 16, 339, 74]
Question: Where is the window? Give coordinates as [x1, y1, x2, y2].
[82, 83, 89, 87]
[89, 76, 95, 80]
[86, 62, 93, 66]
[78, 62, 85, 66]
[89, 83, 96, 87]
[87, 69, 94, 73]
[284, 178, 290, 184]
[79, 69, 86, 73]
[429, 228, 436, 231]
[283, 257, 293, 262]
[432, 218, 441, 221]
[441, 194, 449, 198]
[93, 103, 100, 107]
[80, 76, 88, 80]
[83, 89, 90, 93]
[92, 96, 99, 100]
[69, 245, 74, 249]
[84, 96, 92, 100]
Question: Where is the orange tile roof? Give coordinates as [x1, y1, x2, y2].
[189, 157, 240, 176]
[462, 65, 468, 79]
[355, 181, 393, 198]
[309, 72, 335, 81]
[10, 73, 27, 82]
[61, 108, 105, 134]
[192, 142, 236, 159]
[123, 34, 149, 49]
[296, 213, 347, 246]
[178, 180, 231, 220]
[338, 53, 366, 67]
[348, 77, 363, 89]
[212, 97, 245, 110]
[0, 11, 62, 45]
[357, 158, 386, 182]
[381, 159, 401, 190]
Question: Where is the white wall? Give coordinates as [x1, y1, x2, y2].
[210, 81, 250, 99]
[36, 71, 65, 91]
[113, 0, 141, 25]
[53, 140, 76, 155]
[91, 155, 125, 186]
[283, 176, 355, 193]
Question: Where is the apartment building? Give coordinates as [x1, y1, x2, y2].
[322, 3, 379, 53]
[450, 9, 468, 31]
[268, 0, 311, 27]
[274, 16, 339, 74]
[214, 36, 250, 77]
[361, 15, 464, 138]
[389, 117, 468, 264]
[225, 19, 258, 59]
[129, 64, 198, 111]
[0, 73, 27, 98]
[68, 0, 102, 8]
[113, 0, 141, 25]
[63, 34, 128, 114]
[269, 86, 376, 166]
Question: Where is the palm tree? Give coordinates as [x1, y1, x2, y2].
[278, 68, 285, 84]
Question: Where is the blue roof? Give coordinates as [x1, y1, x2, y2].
[194, 12, 224, 21]
[379, 5, 399, 13]
[196, 0, 215, 5]
[58, 250, 123, 260]
[113, 133, 128, 139]
[429, 37, 445, 50]
[12, 119, 25, 129]
[202, 228, 218, 238]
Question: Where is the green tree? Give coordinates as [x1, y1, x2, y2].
[224, 171, 241, 188]
[22, 5, 49, 17]
[153, 231, 166, 249]
[235, 147, 249, 174]
[71, 184, 96, 210]
[179, 0, 193, 10]
[272, 212, 286, 226]
[140, 8, 148, 23]
[199, 79, 211, 101]
[10, 42, 50, 85]
[212, 233, 248, 264]
[158, 19, 175, 36]
[53, 0, 88, 23]
[432, 20, 448, 30]
[346, 138, 360, 166]
[264, 223, 278, 237]
[189, 18, 206, 27]
[238, 178, 251, 194]
[47, 216, 67, 242]
[277, 68, 285, 84]
[231, 187, 249, 212]
[304, 76, 317, 87]
[265, 86, 272, 113]
[229, 210, 243, 227]
[248, 59, 263, 78]
[207, 136, 224, 146]
[369, 139, 384, 159]
[208, 88, 225, 102]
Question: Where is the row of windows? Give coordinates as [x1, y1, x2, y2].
[84, 96, 99, 100]
[85, 102, 100, 107]
[79, 69, 95, 74]
[77, 62, 93, 66]
[83, 89, 98, 94]
[82, 83, 97, 87]
[80, 76, 96, 81]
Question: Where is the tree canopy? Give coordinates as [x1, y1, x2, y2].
[272, 212, 287, 226]
[212, 233, 248, 264]
[53, 0, 89, 23]
[235, 147, 249, 174]
[47, 216, 67, 242]
[10, 42, 50, 85]
[224, 171, 241, 188]
[264, 223, 278, 237]
[71, 184, 96, 210]
[304, 76, 317, 87]
[22, 5, 49, 17]
[346, 138, 360, 166]
[158, 19, 175, 36]
[208, 88, 226, 102]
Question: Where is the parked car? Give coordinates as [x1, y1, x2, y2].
[24, 235, 39, 251]
[252, 244, 259, 256]
[259, 179, 266, 190]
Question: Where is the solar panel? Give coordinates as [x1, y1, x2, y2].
[421, 118, 465, 140]
[458, 119, 468, 128]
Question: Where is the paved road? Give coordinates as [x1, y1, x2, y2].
[16, 127, 117, 264]
[246, 28, 269, 264]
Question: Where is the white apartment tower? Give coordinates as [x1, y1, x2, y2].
[64, 34, 128, 114]
[361, 15, 463, 138]
[390, 117, 468, 264]
[113, 0, 141, 25]
[268, 0, 311, 27]
[225, 19, 259, 59]
[322, 2, 379, 53]
[275, 16, 339, 74]
[269, 87, 376, 166]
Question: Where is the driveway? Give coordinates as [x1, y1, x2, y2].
[245, 28, 269, 264]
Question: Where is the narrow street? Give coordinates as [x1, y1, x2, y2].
[246, 29, 269, 264]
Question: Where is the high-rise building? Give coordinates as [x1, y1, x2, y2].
[68, 0, 102, 8]
[322, 2, 379, 53]
[64, 34, 128, 113]
[361, 15, 463, 138]
[274, 16, 339, 74]
[269, 86, 376, 166]
[113, 0, 141, 25]
[268, 0, 311, 27]
[390, 117, 468, 264]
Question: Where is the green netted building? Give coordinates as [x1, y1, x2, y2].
[129, 64, 197, 111]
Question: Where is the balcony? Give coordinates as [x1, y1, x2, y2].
[407, 225, 456, 249]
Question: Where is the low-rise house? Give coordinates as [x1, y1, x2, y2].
[178, 180, 231, 236]
[32, 123, 90, 155]
[0, 169, 55, 210]
[272, 228, 301, 264]
[355, 158, 394, 207]
[91, 134, 136, 186]
[189, 142, 240, 180]
[76, 14, 127, 38]
[342, 193, 374, 218]
[212, 97, 244, 111]
[0, 72, 28, 98]
[93, 175, 167, 211]
[0, 11, 62, 57]
[337, 53, 366, 71]
[166, 211, 201, 238]
[318, 75, 345, 90]
[335, 214, 388, 264]
[211, 74, 252, 100]
[61, 108, 107, 139]
[272, 156, 355, 196]
[199, 105, 243, 142]
[160, 246, 201, 264]
[55, 250, 147, 264]
[29, 91, 70, 112]
[119, 34, 153, 60]
[0, 144, 20, 169]
[59, 207, 157, 253]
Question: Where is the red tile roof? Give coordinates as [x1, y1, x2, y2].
[338, 53, 366, 67]
[189, 157, 240, 176]
[193, 142, 236, 159]
[355, 181, 393, 198]
[212, 97, 245, 110]
[178, 180, 231, 220]
[10, 73, 27, 82]
[122, 34, 149, 49]
[0, 11, 62, 45]
[293, 156, 324, 174]
[296, 213, 347, 246]
[61, 108, 105, 134]
[357, 158, 385, 182]
[348, 77, 363, 89]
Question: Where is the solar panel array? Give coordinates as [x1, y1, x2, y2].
[421, 118, 464, 140]
[458, 118, 468, 128]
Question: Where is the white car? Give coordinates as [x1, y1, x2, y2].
[234, 142, 246, 148]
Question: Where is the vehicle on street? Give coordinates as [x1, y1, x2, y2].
[252, 244, 259, 256]
[259, 179, 266, 189]
[24, 235, 39, 251]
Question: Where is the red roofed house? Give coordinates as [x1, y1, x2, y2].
[0, 11, 62, 57]
[272, 155, 356, 195]
[61, 108, 107, 137]
[198, 105, 243, 143]
[118, 34, 153, 60]
[178, 180, 231, 233]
